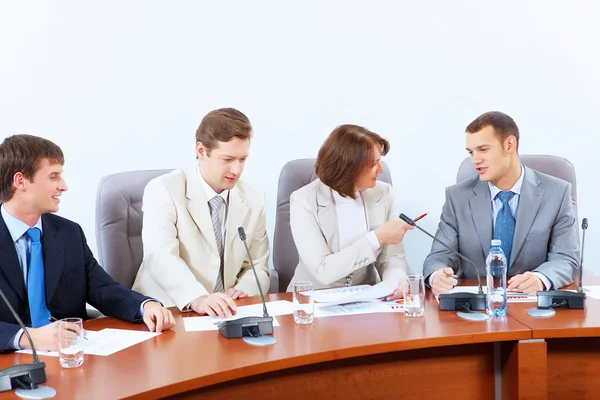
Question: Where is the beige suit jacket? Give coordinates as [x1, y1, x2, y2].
[132, 168, 270, 310]
[286, 179, 409, 291]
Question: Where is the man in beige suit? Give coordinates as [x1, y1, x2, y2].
[133, 108, 270, 317]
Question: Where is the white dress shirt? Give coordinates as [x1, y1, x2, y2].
[332, 190, 380, 252]
[198, 166, 229, 241]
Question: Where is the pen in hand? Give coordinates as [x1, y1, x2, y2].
[49, 317, 88, 340]
[442, 273, 459, 279]
[413, 212, 429, 222]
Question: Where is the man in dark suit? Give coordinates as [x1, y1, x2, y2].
[0, 134, 175, 352]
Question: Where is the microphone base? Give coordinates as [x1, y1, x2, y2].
[536, 290, 586, 309]
[15, 385, 56, 399]
[217, 316, 274, 339]
[0, 362, 46, 392]
[439, 293, 487, 311]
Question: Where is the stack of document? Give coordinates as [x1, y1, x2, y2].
[313, 279, 404, 318]
[434, 286, 538, 303]
[17, 328, 161, 357]
[314, 279, 398, 305]
[583, 286, 600, 301]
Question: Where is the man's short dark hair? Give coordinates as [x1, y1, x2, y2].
[0, 134, 64, 202]
[466, 111, 520, 150]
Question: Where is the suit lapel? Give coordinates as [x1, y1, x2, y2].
[316, 181, 340, 252]
[510, 167, 543, 265]
[185, 168, 218, 254]
[0, 214, 26, 301]
[224, 188, 249, 288]
[469, 180, 493, 260]
[41, 215, 64, 303]
[361, 186, 385, 230]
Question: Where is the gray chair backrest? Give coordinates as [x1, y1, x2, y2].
[456, 155, 577, 207]
[273, 158, 393, 293]
[95, 169, 173, 288]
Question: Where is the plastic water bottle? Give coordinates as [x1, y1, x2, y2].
[486, 239, 507, 317]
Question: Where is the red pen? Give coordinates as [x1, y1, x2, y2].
[413, 212, 429, 222]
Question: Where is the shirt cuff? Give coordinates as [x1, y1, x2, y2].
[531, 272, 552, 290]
[139, 299, 160, 317]
[428, 270, 438, 287]
[367, 231, 381, 252]
[9, 328, 24, 350]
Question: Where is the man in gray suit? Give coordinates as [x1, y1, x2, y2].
[423, 111, 579, 295]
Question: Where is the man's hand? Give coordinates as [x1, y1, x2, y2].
[191, 293, 237, 318]
[143, 301, 176, 332]
[224, 288, 248, 300]
[508, 272, 544, 295]
[375, 220, 415, 245]
[19, 322, 75, 351]
[431, 267, 458, 296]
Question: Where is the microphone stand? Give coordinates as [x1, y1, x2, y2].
[527, 218, 587, 317]
[216, 227, 276, 346]
[399, 213, 488, 321]
[0, 288, 56, 398]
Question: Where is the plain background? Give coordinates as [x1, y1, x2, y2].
[1, 2, 598, 277]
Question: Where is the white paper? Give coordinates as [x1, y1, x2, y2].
[315, 300, 404, 318]
[17, 328, 161, 357]
[314, 279, 398, 306]
[583, 285, 600, 301]
[434, 285, 537, 303]
[182, 300, 292, 332]
[313, 285, 371, 303]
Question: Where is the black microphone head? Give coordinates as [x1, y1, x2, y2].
[238, 226, 247, 241]
[582, 218, 588, 230]
[399, 213, 416, 226]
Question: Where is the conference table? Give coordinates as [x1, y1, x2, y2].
[0, 278, 599, 400]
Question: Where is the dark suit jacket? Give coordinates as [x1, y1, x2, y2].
[0, 212, 150, 351]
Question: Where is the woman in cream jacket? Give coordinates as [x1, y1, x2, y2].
[286, 124, 413, 299]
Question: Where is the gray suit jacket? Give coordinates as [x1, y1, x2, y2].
[422, 166, 579, 289]
[286, 179, 408, 291]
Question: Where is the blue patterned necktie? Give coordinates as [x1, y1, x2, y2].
[26, 228, 51, 328]
[494, 191, 516, 267]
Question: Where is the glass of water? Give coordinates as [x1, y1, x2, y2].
[404, 275, 425, 317]
[293, 281, 314, 324]
[58, 317, 85, 368]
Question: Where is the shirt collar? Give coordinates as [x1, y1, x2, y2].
[488, 164, 525, 200]
[197, 165, 229, 204]
[1, 204, 43, 243]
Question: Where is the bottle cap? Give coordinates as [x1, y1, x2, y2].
[491, 239, 502, 246]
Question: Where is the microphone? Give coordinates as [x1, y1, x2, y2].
[399, 213, 486, 311]
[0, 286, 54, 396]
[535, 217, 587, 310]
[216, 227, 274, 342]
[579, 218, 588, 293]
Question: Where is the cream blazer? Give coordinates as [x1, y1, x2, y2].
[132, 168, 270, 310]
[286, 179, 408, 291]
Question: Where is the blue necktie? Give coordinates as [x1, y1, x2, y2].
[494, 191, 516, 267]
[26, 228, 51, 328]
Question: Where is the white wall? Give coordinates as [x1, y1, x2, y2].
[1, 1, 598, 276]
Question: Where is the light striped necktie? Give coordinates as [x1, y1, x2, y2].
[209, 195, 226, 293]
